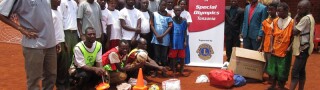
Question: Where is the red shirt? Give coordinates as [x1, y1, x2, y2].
[248, 2, 258, 25]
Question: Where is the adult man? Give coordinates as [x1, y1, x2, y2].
[148, 0, 160, 12]
[57, 0, 79, 89]
[73, 27, 105, 89]
[77, 0, 103, 41]
[241, 0, 267, 50]
[225, 0, 244, 61]
[129, 36, 167, 78]
[290, 0, 315, 90]
[0, 0, 57, 89]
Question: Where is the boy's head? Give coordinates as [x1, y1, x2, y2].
[140, 0, 149, 11]
[87, 0, 95, 4]
[126, 0, 135, 8]
[166, 0, 174, 10]
[158, 0, 167, 12]
[173, 5, 182, 17]
[51, 0, 61, 10]
[297, 0, 311, 16]
[107, 0, 118, 10]
[179, 0, 187, 10]
[117, 0, 126, 10]
[250, 0, 258, 3]
[277, 2, 289, 19]
[98, 0, 107, 10]
[267, 1, 279, 17]
[85, 27, 96, 44]
[230, 0, 238, 7]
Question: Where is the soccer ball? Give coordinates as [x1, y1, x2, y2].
[135, 49, 148, 63]
[148, 84, 160, 90]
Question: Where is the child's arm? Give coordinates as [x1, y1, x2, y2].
[120, 19, 138, 31]
[150, 18, 161, 41]
[160, 21, 173, 38]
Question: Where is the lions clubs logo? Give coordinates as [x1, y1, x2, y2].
[196, 43, 214, 60]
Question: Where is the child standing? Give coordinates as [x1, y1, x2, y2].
[267, 2, 293, 90]
[259, 1, 278, 84]
[151, 0, 172, 76]
[99, 0, 113, 53]
[178, 0, 192, 64]
[119, 0, 142, 48]
[165, 0, 175, 17]
[169, 5, 188, 77]
[290, 0, 315, 90]
[106, 0, 122, 50]
[51, 0, 68, 89]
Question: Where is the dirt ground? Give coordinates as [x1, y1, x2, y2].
[0, 22, 320, 90]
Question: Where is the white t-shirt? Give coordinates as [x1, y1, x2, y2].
[181, 10, 192, 35]
[52, 10, 65, 44]
[108, 9, 122, 40]
[101, 9, 113, 34]
[119, 8, 142, 40]
[74, 41, 102, 68]
[166, 9, 175, 17]
[181, 10, 192, 23]
[141, 11, 150, 34]
[59, 0, 78, 30]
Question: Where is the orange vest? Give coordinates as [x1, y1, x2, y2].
[262, 17, 278, 52]
[272, 18, 294, 57]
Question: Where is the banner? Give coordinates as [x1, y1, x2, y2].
[187, 0, 225, 67]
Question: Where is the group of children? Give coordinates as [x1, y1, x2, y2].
[50, 0, 192, 89]
[259, 0, 315, 90]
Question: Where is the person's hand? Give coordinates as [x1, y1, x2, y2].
[184, 42, 187, 48]
[56, 43, 62, 53]
[64, 43, 69, 53]
[270, 48, 274, 54]
[105, 41, 110, 51]
[239, 34, 243, 39]
[94, 67, 106, 76]
[257, 36, 262, 42]
[19, 27, 38, 39]
[156, 35, 163, 43]
[258, 47, 262, 52]
[135, 28, 141, 34]
[160, 66, 168, 72]
[286, 47, 291, 53]
[80, 34, 86, 41]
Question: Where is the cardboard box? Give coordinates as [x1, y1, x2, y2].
[227, 47, 265, 80]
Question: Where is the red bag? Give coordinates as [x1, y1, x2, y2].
[208, 69, 234, 88]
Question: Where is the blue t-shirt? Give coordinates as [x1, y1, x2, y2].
[171, 20, 187, 49]
[151, 12, 172, 46]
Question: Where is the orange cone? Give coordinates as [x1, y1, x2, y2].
[133, 68, 147, 90]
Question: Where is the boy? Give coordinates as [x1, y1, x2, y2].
[119, 0, 142, 49]
[150, 0, 172, 76]
[99, 0, 113, 53]
[169, 5, 188, 77]
[106, 0, 122, 50]
[166, 0, 175, 17]
[290, 0, 315, 90]
[52, 0, 69, 89]
[259, 1, 278, 84]
[267, 2, 293, 90]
